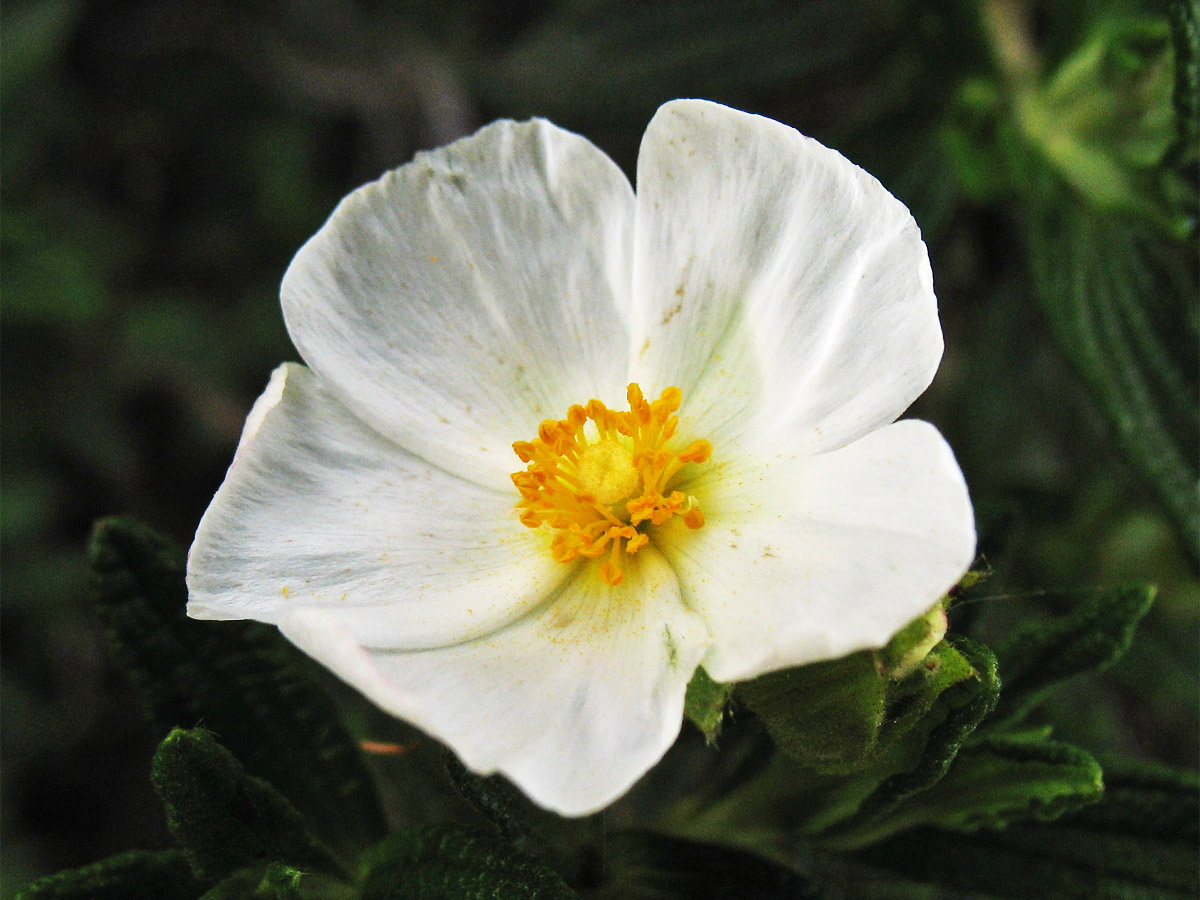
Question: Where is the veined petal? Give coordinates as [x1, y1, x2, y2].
[655, 420, 975, 682]
[630, 99, 941, 453]
[282, 118, 636, 488]
[274, 547, 710, 816]
[187, 364, 567, 649]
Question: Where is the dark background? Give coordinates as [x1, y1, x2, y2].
[2, 0, 1196, 892]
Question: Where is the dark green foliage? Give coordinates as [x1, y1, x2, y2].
[1026, 179, 1199, 564]
[359, 825, 578, 900]
[590, 831, 821, 900]
[856, 757, 1200, 899]
[987, 584, 1157, 728]
[151, 728, 347, 884]
[14, 849, 201, 900]
[1167, 0, 1199, 163]
[441, 748, 546, 855]
[88, 517, 387, 854]
[837, 734, 1104, 845]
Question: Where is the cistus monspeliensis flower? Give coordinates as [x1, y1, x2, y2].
[186, 99, 976, 816]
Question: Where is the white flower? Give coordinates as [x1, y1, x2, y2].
[186, 99, 975, 816]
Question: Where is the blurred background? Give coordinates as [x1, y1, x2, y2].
[2, 0, 1196, 892]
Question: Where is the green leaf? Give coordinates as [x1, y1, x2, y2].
[440, 748, 547, 857]
[986, 584, 1157, 729]
[14, 850, 201, 900]
[88, 517, 387, 855]
[359, 825, 577, 900]
[684, 665, 733, 742]
[847, 734, 1103, 844]
[151, 728, 346, 885]
[1026, 175, 1199, 563]
[856, 757, 1199, 899]
[195, 863, 354, 900]
[590, 830, 822, 900]
[1166, 0, 1199, 164]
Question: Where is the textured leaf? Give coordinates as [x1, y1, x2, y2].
[987, 584, 1156, 729]
[441, 747, 547, 857]
[591, 830, 822, 900]
[359, 825, 577, 900]
[852, 734, 1103, 842]
[856, 757, 1199, 899]
[1167, 0, 1198, 163]
[87, 517, 386, 855]
[684, 665, 733, 742]
[1026, 175, 1199, 563]
[151, 728, 346, 884]
[14, 850, 201, 900]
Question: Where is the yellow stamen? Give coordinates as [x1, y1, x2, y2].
[511, 384, 712, 586]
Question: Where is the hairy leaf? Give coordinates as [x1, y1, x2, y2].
[987, 584, 1156, 729]
[1026, 175, 1199, 563]
[14, 850, 200, 900]
[151, 728, 346, 884]
[591, 830, 821, 900]
[359, 825, 577, 900]
[856, 756, 1199, 899]
[88, 517, 386, 855]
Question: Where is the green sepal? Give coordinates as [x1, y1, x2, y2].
[737, 604, 973, 775]
[587, 830, 820, 900]
[151, 727, 348, 885]
[88, 517, 387, 855]
[986, 583, 1157, 730]
[683, 665, 733, 742]
[856, 756, 1199, 899]
[737, 647, 886, 774]
[358, 825, 578, 900]
[818, 638, 1001, 845]
[14, 849, 201, 900]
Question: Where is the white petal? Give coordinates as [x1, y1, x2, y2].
[655, 420, 975, 682]
[187, 364, 568, 649]
[282, 118, 636, 487]
[274, 548, 710, 816]
[630, 99, 941, 453]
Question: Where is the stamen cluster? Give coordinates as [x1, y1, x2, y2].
[512, 384, 712, 586]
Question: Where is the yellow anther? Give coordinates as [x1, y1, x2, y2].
[511, 384, 712, 587]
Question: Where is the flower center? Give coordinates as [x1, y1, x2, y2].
[511, 383, 712, 586]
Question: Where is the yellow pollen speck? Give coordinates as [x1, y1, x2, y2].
[510, 383, 712, 587]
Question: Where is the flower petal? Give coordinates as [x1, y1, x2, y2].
[187, 363, 568, 649]
[630, 99, 941, 453]
[282, 118, 636, 488]
[655, 419, 975, 682]
[274, 547, 710, 816]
